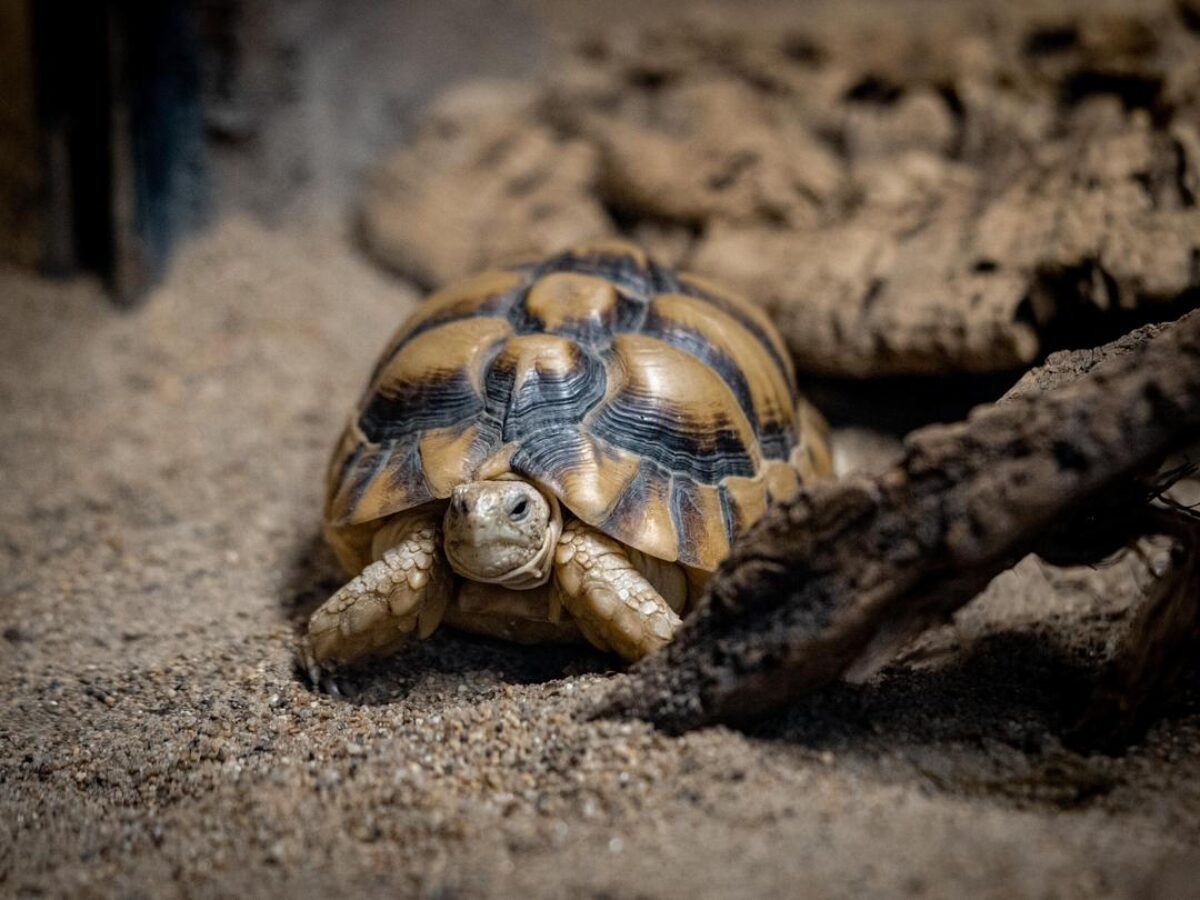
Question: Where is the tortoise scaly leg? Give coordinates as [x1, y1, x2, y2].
[553, 522, 681, 662]
[301, 511, 450, 690]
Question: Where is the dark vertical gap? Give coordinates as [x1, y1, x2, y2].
[32, 0, 114, 280]
[31, 0, 208, 303]
[118, 0, 209, 298]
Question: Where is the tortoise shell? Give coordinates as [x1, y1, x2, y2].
[325, 240, 830, 573]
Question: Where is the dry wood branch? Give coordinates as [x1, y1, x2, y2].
[601, 309, 1200, 738]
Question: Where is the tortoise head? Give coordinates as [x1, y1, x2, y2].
[443, 479, 561, 589]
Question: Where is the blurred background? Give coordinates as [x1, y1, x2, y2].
[4, 0, 1197, 424]
[3, 2, 1200, 896]
[1, 0, 545, 301]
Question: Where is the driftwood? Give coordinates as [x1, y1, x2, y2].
[600, 309, 1200, 746]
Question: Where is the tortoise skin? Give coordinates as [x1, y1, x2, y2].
[325, 240, 831, 573]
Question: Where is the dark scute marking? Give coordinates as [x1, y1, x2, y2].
[337, 438, 428, 524]
[508, 426, 590, 485]
[508, 292, 636, 348]
[675, 276, 796, 402]
[613, 291, 648, 335]
[441, 414, 504, 475]
[756, 419, 795, 461]
[717, 483, 738, 540]
[642, 306, 760, 430]
[600, 458, 669, 541]
[533, 246, 654, 304]
[503, 346, 608, 442]
[482, 348, 516, 414]
[647, 260, 681, 294]
[669, 476, 717, 555]
[359, 369, 482, 442]
[543, 312, 609, 344]
[382, 438, 431, 500]
[589, 384, 756, 483]
[331, 441, 364, 500]
[508, 296, 550, 337]
[367, 279, 526, 386]
[515, 292, 646, 345]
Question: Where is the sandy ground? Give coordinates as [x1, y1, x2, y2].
[2, 216, 1199, 898]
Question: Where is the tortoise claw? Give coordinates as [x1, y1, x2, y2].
[298, 642, 343, 697]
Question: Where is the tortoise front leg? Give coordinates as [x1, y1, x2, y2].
[301, 511, 451, 686]
[553, 522, 681, 662]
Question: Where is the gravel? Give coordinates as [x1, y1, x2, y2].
[2, 216, 1198, 898]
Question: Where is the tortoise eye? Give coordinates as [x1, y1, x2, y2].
[508, 497, 529, 520]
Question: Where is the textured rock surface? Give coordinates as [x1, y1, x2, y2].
[361, 0, 1200, 375]
[359, 82, 612, 288]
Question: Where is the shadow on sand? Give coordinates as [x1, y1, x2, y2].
[279, 528, 614, 704]
[735, 629, 1198, 807]
[281, 527, 1198, 789]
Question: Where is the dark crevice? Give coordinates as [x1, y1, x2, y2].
[1174, 137, 1197, 207]
[860, 277, 884, 312]
[1032, 262, 1200, 360]
[1013, 293, 1042, 331]
[1180, 0, 1200, 33]
[801, 275, 1200, 437]
[1023, 25, 1080, 57]
[707, 151, 759, 191]
[1060, 70, 1163, 115]
[576, 36, 609, 62]
[937, 83, 967, 159]
[1132, 170, 1158, 210]
[601, 196, 703, 243]
[844, 75, 905, 106]
[813, 123, 850, 161]
[33, 1, 114, 280]
[780, 32, 825, 67]
[595, 194, 706, 267]
[627, 67, 673, 92]
[757, 205, 790, 229]
[797, 369, 1027, 435]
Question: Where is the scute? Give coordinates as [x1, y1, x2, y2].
[590, 333, 760, 484]
[325, 240, 831, 572]
[486, 334, 608, 442]
[644, 293, 797, 460]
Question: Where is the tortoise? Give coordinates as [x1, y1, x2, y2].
[301, 240, 832, 682]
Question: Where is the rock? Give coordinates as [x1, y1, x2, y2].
[357, 3, 1200, 375]
[359, 81, 612, 288]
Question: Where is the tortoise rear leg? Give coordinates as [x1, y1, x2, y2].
[553, 522, 682, 662]
[301, 511, 451, 689]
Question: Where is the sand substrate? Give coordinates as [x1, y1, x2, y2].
[2, 218, 1199, 898]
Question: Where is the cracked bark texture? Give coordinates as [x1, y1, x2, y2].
[599, 309, 1200, 738]
[359, 0, 1200, 374]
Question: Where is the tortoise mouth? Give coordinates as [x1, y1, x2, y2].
[445, 538, 555, 589]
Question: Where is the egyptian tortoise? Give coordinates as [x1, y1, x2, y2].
[301, 241, 832, 682]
